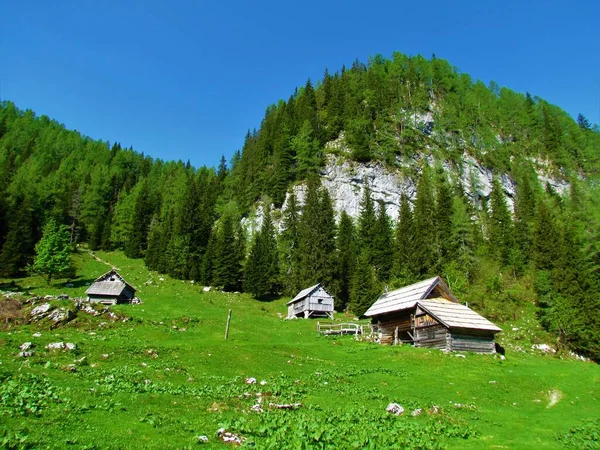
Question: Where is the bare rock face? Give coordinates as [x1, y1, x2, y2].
[244, 144, 570, 234]
[30, 303, 51, 319]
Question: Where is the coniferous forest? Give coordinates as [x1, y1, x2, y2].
[1, 52, 599, 359]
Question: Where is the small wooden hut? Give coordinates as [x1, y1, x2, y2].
[86, 269, 136, 305]
[287, 284, 334, 319]
[365, 276, 501, 353]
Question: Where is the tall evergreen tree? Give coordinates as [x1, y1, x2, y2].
[357, 181, 377, 259]
[125, 180, 153, 258]
[392, 193, 416, 283]
[372, 202, 393, 282]
[349, 250, 380, 317]
[335, 211, 358, 311]
[244, 205, 280, 298]
[488, 177, 514, 266]
[434, 171, 453, 270]
[412, 166, 436, 277]
[213, 214, 244, 291]
[280, 190, 302, 295]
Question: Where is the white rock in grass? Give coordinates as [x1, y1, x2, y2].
[245, 377, 257, 384]
[455, 354, 466, 358]
[30, 303, 51, 318]
[197, 435, 209, 443]
[411, 408, 423, 417]
[65, 343, 77, 351]
[386, 403, 405, 415]
[47, 342, 65, 350]
[260, 380, 267, 386]
[19, 342, 33, 351]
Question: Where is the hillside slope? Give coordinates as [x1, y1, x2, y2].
[0, 251, 598, 449]
[1, 52, 599, 360]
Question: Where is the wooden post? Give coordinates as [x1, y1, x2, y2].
[225, 309, 232, 340]
[394, 327, 399, 346]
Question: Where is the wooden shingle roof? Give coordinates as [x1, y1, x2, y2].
[364, 276, 456, 317]
[417, 299, 502, 333]
[85, 269, 135, 296]
[287, 283, 328, 305]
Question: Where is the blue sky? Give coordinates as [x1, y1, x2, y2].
[1, 0, 599, 168]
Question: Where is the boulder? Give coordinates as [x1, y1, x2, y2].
[46, 342, 66, 351]
[30, 303, 51, 319]
[386, 403, 405, 415]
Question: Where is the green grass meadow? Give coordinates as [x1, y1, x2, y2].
[0, 250, 598, 449]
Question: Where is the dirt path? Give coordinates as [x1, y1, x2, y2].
[89, 251, 120, 270]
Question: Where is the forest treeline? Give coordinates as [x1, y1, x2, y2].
[0, 52, 599, 359]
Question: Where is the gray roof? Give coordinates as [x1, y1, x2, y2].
[365, 276, 454, 317]
[86, 280, 128, 296]
[418, 299, 502, 333]
[287, 283, 322, 305]
[86, 269, 135, 296]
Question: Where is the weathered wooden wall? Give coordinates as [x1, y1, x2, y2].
[375, 312, 413, 344]
[449, 333, 496, 353]
[414, 324, 449, 350]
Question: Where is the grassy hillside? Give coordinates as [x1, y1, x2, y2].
[0, 250, 598, 449]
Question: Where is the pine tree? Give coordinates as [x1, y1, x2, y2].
[434, 171, 453, 270]
[392, 193, 416, 284]
[280, 190, 302, 295]
[358, 181, 377, 259]
[488, 177, 514, 266]
[213, 214, 243, 292]
[244, 205, 280, 298]
[297, 178, 336, 289]
[412, 166, 436, 277]
[0, 197, 36, 276]
[125, 180, 153, 258]
[372, 202, 393, 282]
[349, 250, 380, 317]
[335, 211, 357, 311]
[29, 219, 71, 286]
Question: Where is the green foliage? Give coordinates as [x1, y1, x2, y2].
[28, 219, 71, 286]
[244, 205, 280, 298]
[349, 250, 381, 317]
[556, 419, 600, 449]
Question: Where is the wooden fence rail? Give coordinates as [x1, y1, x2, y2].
[317, 322, 364, 336]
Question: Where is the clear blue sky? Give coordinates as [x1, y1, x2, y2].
[1, 0, 599, 168]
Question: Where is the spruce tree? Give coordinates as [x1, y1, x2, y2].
[392, 193, 416, 284]
[125, 180, 153, 258]
[434, 171, 453, 270]
[412, 166, 436, 277]
[280, 190, 302, 295]
[297, 178, 336, 290]
[372, 202, 393, 282]
[244, 205, 280, 298]
[336, 211, 357, 311]
[349, 250, 380, 317]
[358, 181, 377, 259]
[0, 198, 35, 276]
[213, 214, 243, 292]
[488, 177, 514, 266]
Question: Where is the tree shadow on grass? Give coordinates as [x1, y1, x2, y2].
[0, 281, 24, 291]
[57, 277, 96, 289]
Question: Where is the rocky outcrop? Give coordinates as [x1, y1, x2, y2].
[245, 149, 569, 233]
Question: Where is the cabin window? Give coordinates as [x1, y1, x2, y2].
[318, 299, 323, 304]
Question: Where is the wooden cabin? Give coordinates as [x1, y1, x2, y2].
[86, 269, 136, 305]
[287, 284, 334, 319]
[365, 276, 501, 353]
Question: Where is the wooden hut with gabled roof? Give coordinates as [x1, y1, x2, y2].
[365, 276, 501, 353]
[86, 269, 136, 305]
[287, 283, 334, 319]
